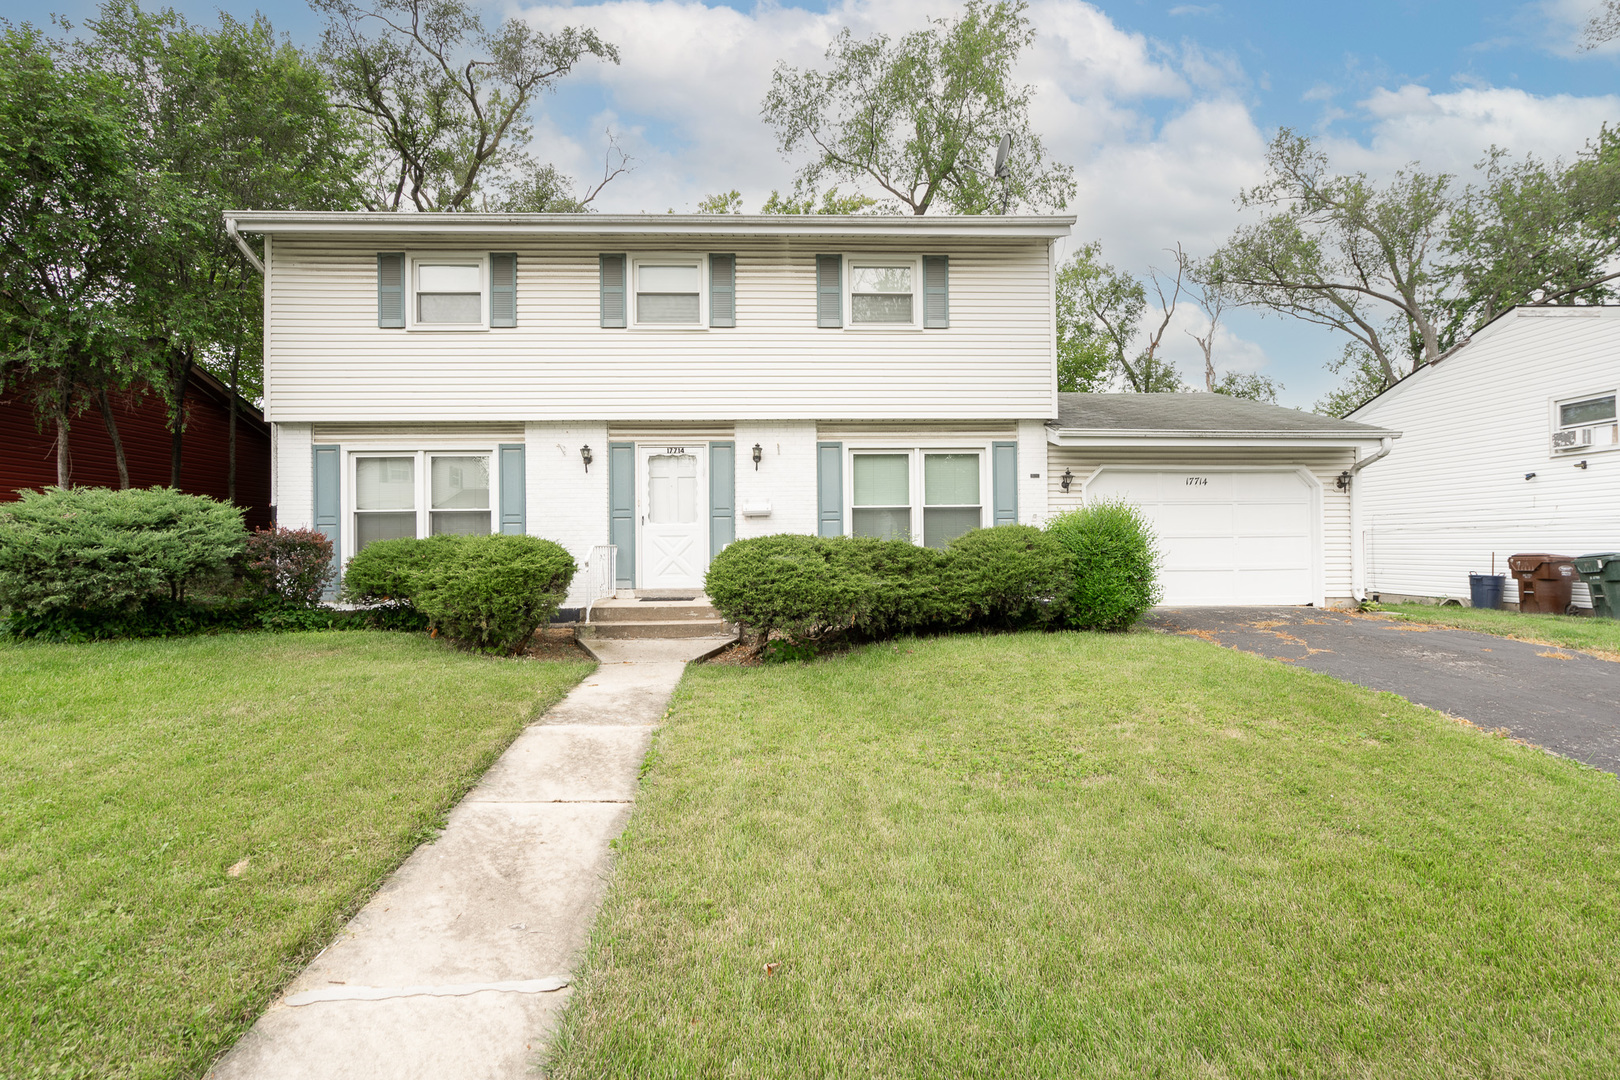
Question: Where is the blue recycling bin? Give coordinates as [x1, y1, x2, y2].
[1468, 573, 1505, 610]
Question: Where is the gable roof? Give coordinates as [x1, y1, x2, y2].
[1051, 393, 1397, 440]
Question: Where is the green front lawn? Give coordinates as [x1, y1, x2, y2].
[551, 633, 1620, 1078]
[0, 632, 590, 1080]
[1378, 602, 1620, 659]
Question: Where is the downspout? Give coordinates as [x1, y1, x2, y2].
[225, 218, 265, 275]
[1344, 437, 1393, 602]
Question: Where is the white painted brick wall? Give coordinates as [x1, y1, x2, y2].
[274, 422, 313, 528]
[734, 421, 819, 539]
[526, 422, 611, 606]
[1017, 418, 1049, 526]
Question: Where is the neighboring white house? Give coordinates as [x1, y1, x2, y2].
[1348, 305, 1620, 609]
[230, 211, 1395, 612]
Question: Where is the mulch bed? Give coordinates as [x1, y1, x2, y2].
[522, 625, 595, 662]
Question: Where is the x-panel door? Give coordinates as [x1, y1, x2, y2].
[637, 443, 708, 591]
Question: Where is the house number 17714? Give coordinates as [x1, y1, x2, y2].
[1185, 476, 1209, 486]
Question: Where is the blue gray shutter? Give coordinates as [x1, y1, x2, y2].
[710, 441, 735, 555]
[992, 441, 1017, 526]
[816, 255, 842, 328]
[817, 441, 843, 536]
[609, 442, 635, 587]
[710, 254, 735, 328]
[377, 253, 404, 328]
[312, 444, 341, 597]
[923, 255, 949, 329]
[600, 254, 627, 328]
[490, 253, 517, 328]
[498, 443, 525, 534]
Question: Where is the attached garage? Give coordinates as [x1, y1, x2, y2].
[1046, 394, 1398, 609]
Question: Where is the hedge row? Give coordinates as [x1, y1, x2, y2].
[704, 501, 1161, 646]
[340, 533, 576, 655]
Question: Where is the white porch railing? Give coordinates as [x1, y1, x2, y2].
[581, 544, 617, 622]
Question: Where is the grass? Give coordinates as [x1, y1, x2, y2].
[550, 632, 1620, 1079]
[1378, 602, 1620, 660]
[0, 631, 590, 1080]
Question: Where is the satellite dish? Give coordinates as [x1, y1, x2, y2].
[994, 133, 1012, 179]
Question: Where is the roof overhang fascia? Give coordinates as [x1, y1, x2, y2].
[1047, 429, 1400, 448]
[224, 210, 1075, 241]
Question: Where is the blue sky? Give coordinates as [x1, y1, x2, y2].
[9, 0, 1619, 406]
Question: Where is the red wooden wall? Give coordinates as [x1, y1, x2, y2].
[0, 368, 272, 529]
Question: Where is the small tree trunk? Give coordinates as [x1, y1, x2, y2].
[97, 389, 131, 489]
[168, 347, 193, 488]
[228, 345, 239, 505]
[54, 370, 71, 488]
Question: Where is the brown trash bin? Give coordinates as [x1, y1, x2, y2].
[1507, 553, 1578, 614]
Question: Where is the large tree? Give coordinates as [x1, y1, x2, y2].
[1055, 242, 1184, 393]
[76, 1, 366, 490]
[313, 0, 620, 211]
[761, 0, 1074, 215]
[0, 24, 151, 489]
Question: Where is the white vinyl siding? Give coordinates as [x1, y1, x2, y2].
[1348, 308, 1620, 608]
[263, 238, 1055, 422]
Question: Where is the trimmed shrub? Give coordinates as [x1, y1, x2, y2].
[0, 486, 246, 635]
[244, 527, 335, 607]
[944, 524, 1073, 628]
[827, 537, 956, 637]
[1045, 499, 1162, 631]
[704, 534, 863, 641]
[339, 534, 468, 608]
[412, 534, 576, 655]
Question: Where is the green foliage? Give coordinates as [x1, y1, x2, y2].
[313, 0, 619, 212]
[761, 0, 1073, 215]
[704, 534, 866, 641]
[759, 185, 879, 215]
[1055, 241, 1185, 393]
[0, 487, 247, 632]
[1213, 369, 1283, 404]
[944, 524, 1072, 628]
[340, 534, 576, 655]
[243, 527, 335, 606]
[695, 189, 743, 214]
[1045, 501, 1162, 631]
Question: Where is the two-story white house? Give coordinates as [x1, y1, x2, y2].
[231, 211, 1396, 612]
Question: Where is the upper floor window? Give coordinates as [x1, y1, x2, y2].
[847, 257, 921, 328]
[632, 256, 706, 328]
[1552, 391, 1618, 454]
[409, 255, 486, 329]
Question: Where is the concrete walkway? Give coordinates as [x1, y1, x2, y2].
[208, 635, 732, 1080]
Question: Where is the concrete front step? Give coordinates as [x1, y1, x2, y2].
[577, 619, 734, 640]
[589, 599, 721, 623]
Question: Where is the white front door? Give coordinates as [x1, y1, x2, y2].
[1086, 468, 1317, 606]
[638, 443, 708, 591]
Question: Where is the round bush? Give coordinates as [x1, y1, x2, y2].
[944, 524, 1074, 628]
[340, 534, 467, 606]
[705, 534, 863, 641]
[1045, 499, 1162, 631]
[411, 534, 576, 655]
[0, 486, 246, 631]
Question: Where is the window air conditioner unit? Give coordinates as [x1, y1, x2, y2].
[1552, 424, 1619, 453]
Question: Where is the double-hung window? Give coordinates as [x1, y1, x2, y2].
[1552, 392, 1618, 454]
[353, 452, 493, 554]
[851, 449, 984, 548]
[410, 256, 485, 328]
[847, 256, 921, 328]
[632, 256, 705, 327]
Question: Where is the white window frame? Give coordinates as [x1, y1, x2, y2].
[1549, 389, 1620, 456]
[629, 253, 708, 330]
[845, 444, 989, 547]
[346, 448, 500, 558]
[406, 253, 488, 331]
[843, 254, 924, 331]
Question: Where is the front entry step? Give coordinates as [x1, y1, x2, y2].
[576, 596, 737, 643]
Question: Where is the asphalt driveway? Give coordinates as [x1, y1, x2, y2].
[1144, 607, 1620, 776]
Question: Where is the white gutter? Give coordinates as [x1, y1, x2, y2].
[1047, 430, 1399, 448]
[1347, 437, 1394, 602]
[225, 217, 265, 275]
[224, 210, 1075, 240]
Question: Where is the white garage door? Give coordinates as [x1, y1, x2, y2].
[1086, 468, 1316, 606]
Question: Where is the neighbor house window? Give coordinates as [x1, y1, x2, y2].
[1552, 392, 1618, 453]
[353, 451, 494, 554]
[852, 453, 911, 541]
[632, 257, 704, 326]
[847, 257, 919, 327]
[922, 453, 981, 548]
[410, 258, 485, 327]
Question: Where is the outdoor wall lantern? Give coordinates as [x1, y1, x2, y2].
[1335, 470, 1352, 491]
[581, 445, 593, 472]
[1060, 468, 1073, 493]
[752, 443, 763, 470]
